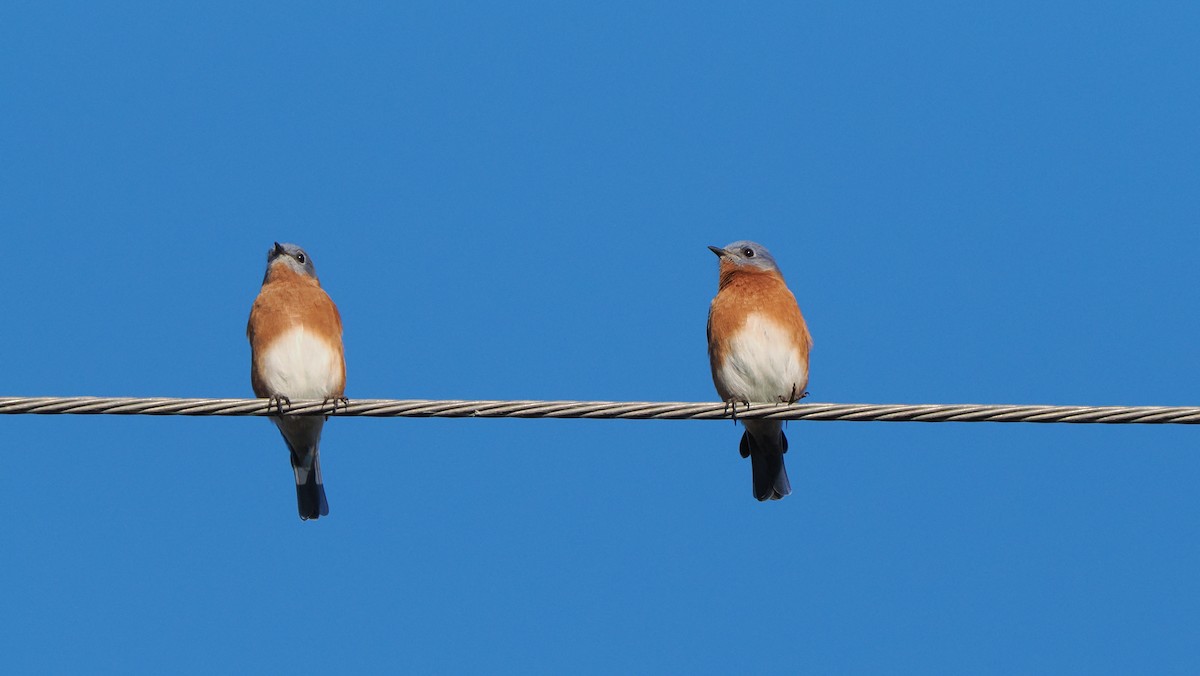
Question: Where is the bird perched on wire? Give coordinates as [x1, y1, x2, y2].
[247, 242, 346, 520]
[707, 241, 812, 501]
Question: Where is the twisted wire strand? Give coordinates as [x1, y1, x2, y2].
[0, 396, 1196, 424]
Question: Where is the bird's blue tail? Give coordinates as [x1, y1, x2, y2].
[286, 441, 329, 520]
[292, 452, 329, 520]
[740, 426, 791, 501]
[275, 418, 330, 520]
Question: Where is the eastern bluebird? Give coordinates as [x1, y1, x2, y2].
[247, 242, 346, 520]
[707, 241, 812, 501]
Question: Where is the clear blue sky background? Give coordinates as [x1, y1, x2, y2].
[1, 2, 1197, 673]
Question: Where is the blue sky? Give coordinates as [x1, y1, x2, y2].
[1, 2, 1198, 673]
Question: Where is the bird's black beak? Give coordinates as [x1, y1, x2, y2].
[708, 245, 728, 258]
[272, 242, 285, 256]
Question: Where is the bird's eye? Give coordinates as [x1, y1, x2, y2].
[742, 248, 755, 257]
[296, 253, 306, 264]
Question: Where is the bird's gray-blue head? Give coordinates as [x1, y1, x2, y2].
[265, 242, 318, 282]
[708, 240, 780, 273]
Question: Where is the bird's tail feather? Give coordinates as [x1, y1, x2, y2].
[290, 447, 329, 520]
[275, 417, 330, 520]
[740, 429, 791, 501]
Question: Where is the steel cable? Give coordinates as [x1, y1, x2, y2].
[0, 396, 1195, 424]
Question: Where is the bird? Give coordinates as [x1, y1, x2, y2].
[706, 240, 812, 501]
[247, 242, 346, 520]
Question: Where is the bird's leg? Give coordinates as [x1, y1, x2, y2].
[268, 394, 292, 415]
[724, 398, 748, 424]
[779, 384, 809, 405]
[779, 386, 809, 429]
[323, 396, 351, 419]
[324, 396, 350, 413]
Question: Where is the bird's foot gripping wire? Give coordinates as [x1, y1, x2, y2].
[777, 386, 810, 429]
[778, 384, 809, 405]
[723, 398, 751, 424]
[268, 394, 292, 415]
[323, 396, 351, 418]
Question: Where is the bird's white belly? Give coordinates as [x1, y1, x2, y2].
[717, 313, 807, 403]
[259, 327, 341, 399]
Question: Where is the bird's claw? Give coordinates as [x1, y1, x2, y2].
[778, 384, 809, 405]
[724, 398, 750, 424]
[324, 396, 350, 415]
[268, 394, 292, 415]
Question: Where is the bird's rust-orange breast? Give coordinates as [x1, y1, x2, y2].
[707, 264, 812, 371]
[247, 263, 345, 397]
